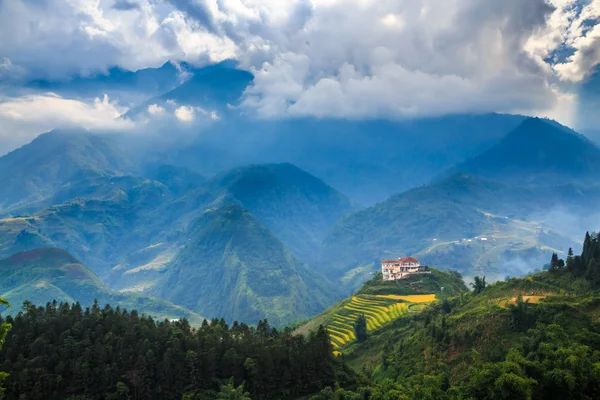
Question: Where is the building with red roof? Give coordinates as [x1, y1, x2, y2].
[381, 256, 428, 281]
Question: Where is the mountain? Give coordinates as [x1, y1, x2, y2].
[152, 205, 342, 326]
[143, 164, 206, 195]
[0, 248, 203, 323]
[161, 113, 526, 204]
[0, 129, 134, 215]
[584, 128, 600, 144]
[0, 162, 347, 324]
[125, 66, 254, 119]
[0, 178, 180, 278]
[447, 117, 600, 184]
[197, 163, 354, 264]
[26, 61, 184, 103]
[0, 161, 349, 293]
[319, 174, 600, 287]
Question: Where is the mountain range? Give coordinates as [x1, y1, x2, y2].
[3, 61, 600, 325]
[0, 155, 353, 323]
[0, 248, 203, 323]
[125, 65, 253, 119]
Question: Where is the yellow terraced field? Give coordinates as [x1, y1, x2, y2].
[327, 328, 352, 342]
[352, 297, 391, 312]
[334, 314, 355, 322]
[344, 304, 388, 324]
[326, 294, 434, 352]
[329, 333, 346, 347]
[375, 294, 436, 302]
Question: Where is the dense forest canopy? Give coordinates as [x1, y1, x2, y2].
[0, 301, 351, 400]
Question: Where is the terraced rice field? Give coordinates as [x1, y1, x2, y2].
[327, 294, 435, 349]
[375, 294, 437, 303]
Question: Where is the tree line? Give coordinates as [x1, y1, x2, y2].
[548, 231, 600, 286]
[0, 300, 351, 400]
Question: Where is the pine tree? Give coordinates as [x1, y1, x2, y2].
[567, 248, 574, 270]
[0, 298, 11, 400]
[354, 314, 368, 342]
[583, 231, 592, 264]
[550, 253, 560, 271]
[586, 258, 600, 287]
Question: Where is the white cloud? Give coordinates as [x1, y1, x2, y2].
[0, 93, 133, 153]
[526, 0, 600, 82]
[174, 105, 195, 121]
[147, 103, 165, 115]
[242, 0, 565, 119]
[0, 0, 599, 126]
[0, 0, 237, 80]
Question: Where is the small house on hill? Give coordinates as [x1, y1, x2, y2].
[381, 256, 429, 280]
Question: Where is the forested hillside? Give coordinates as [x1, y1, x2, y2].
[0, 304, 352, 400]
[311, 231, 600, 399]
[152, 205, 341, 325]
[0, 162, 348, 325]
[2, 232, 600, 399]
[0, 129, 134, 215]
[320, 173, 598, 286]
[0, 248, 204, 324]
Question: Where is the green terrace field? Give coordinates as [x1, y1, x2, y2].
[297, 268, 467, 353]
[298, 293, 436, 349]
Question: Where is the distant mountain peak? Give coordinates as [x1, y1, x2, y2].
[124, 65, 253, 119]
[0, 130, 134, 214]
[445, 117, 600, 185]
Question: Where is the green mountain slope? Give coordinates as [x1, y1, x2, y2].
[0, 129, 134, 215]
[152, 204, 342, 326]
[0, 176, 188, 279]
[320, 174, 599, 287]
[0, 163, 349, 306]
[199, 163, 354, 264]
[296, 268, 467, 348]
[448, 117, 600, 185]
[320, 232, 600, 399]
[0, 248, 203, 323]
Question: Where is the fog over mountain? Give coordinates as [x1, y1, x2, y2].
[2, 0, 600, 152]
[0, 0, 599, 324]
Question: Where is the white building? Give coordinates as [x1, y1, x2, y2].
[381, 256, 428, 281]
